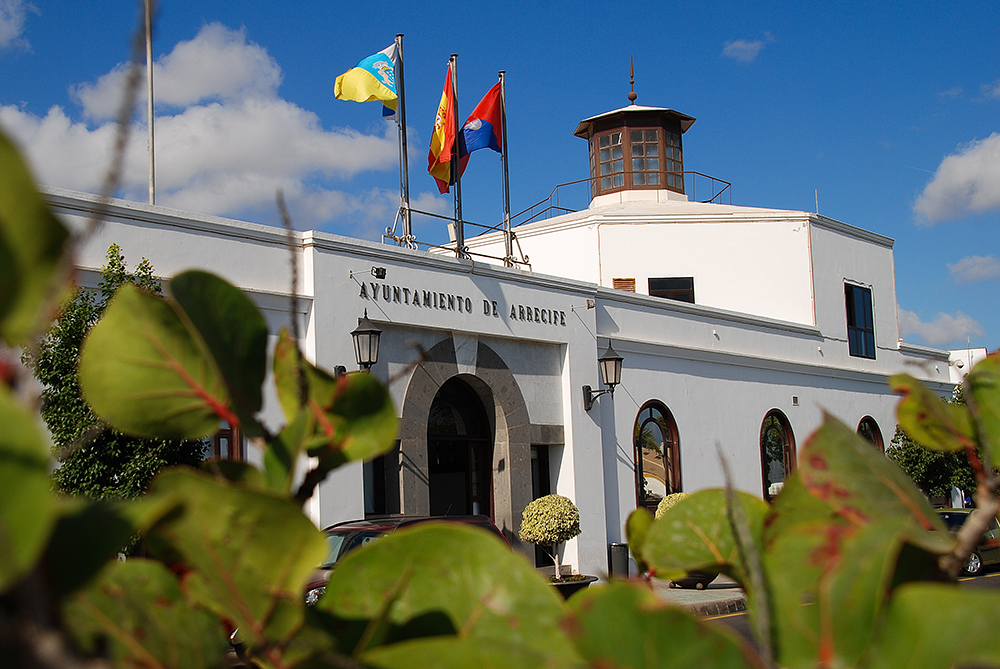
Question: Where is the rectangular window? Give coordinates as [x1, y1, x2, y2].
[845, 283, 875, 359]
[211, 422, 244, 461]
[648, 277, 695, 303]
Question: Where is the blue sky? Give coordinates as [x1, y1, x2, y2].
[1, 0, 997, 352]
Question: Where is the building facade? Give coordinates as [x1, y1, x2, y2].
[45, 102, 956, 576]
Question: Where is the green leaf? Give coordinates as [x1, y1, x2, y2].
[566, 580, 761, 668]
[44, 495, 179, 598]
[317, 524, 578, 664]
[65, 559, 227, 668]
[79, 283, 230, 439]
[869, 583, 1000, 669]
[0, 387, 58, 592]
[967, 353, 1000, 464]
[144, 469, 327, 649]
[643, 489, 768, 583]
[273, 329, 398, 468]
[0, 129, 71, 345]
[169, 271, 268, 436]
[795, 414, 949, 554]
[764, 518, 904, 668]
[891, 374, 975, 452]
[624, 507, 654, 574]
[264, 410, 309, 494]
[362, 636, 578, 669]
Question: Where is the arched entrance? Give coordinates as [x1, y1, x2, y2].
[427, 377, 494, 516]
[397, 337, 533, 556]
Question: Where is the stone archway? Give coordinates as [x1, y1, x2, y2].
[398, 337, 532, 557]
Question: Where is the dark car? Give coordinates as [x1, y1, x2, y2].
[305, 515, 510, 605]
[937, 509, 1000, 576]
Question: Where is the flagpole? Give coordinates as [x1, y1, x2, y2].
[145, 0, 155, 205]
[498, 71, 513, 267]
[395, 34, 413, 248]
[450, 54, 467, 259]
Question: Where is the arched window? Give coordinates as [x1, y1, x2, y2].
[857, 416, 884, 452]
[760, 410, 795, 502]
[633, 402, 681, 510]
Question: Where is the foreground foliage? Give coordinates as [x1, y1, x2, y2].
[3, 124, 1000, 669]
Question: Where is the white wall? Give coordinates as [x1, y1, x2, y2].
[596, 218, 814, 325]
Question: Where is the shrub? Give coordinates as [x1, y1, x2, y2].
[654, 492, 691, 519]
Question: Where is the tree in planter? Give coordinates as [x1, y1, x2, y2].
[519, 494, 581, 580]
[23, 244, 205, 500]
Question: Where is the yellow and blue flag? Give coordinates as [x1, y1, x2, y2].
[334, 44, 398, 117]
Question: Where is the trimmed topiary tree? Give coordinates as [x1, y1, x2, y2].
[519, 494, 581, 580]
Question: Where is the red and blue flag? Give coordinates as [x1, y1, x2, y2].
[461, 83, 503, 155]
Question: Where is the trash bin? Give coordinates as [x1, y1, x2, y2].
[609, 542, 629, 577]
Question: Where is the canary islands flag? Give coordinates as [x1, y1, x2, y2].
[334, 44, 398, 116]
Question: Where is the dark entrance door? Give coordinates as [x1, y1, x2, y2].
[427, 377, 493, 517]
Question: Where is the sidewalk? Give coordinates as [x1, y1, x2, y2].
[650, 575, 747, 617]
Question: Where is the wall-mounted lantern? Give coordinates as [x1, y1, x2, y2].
[583, 343, 623, 411]
[351, 310, 381, 371]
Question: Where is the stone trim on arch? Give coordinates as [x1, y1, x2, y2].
[398, 336, 532, 558]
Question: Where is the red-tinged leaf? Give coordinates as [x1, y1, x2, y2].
[764, 518, 904, 669]
[272, 329, 397, 470]
[796, 414, 950, 554]
[891, 373, 975, 452]
[64, 559, 226, 668]
[144, 469, 327, 651]
[79, 283, 233, 439]
[169, 271, 268, 436]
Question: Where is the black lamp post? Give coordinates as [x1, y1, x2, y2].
[583, 343, 624, 411]
[351, 310, 381, 371]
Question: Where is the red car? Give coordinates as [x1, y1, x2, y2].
[305, 515, 510, 605]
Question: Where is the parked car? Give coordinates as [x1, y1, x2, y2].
[937, 509, 1000, 576]
[305, 515, 510, 605]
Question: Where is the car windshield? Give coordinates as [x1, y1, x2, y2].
[938, 511, 968, 531]
[321, 530, 382, 568]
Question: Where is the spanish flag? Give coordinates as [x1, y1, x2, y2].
[427, 63, 468, 194]
[334, 44, 398, 115]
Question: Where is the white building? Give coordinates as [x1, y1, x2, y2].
[45, 100, 955, 577]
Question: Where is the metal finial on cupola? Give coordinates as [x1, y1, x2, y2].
[628, 55, 637, 104]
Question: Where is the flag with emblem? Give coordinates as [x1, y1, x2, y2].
[334, 44, 399, 118]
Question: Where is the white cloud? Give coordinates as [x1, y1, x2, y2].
[0, 0, 34, 50]
[0, 23, 402, 231]
[72, 23, 283, 120]
[948, 254, 1000, 283]
[898, 307, 984, 347]
[722, 34, 773, 62]
[982, 78, 1000, 99]
[913, 133, 1000, 224]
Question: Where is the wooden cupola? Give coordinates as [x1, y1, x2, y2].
[574, 82, 696, 200]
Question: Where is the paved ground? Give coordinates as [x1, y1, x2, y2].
[650, 575, 747, 617]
